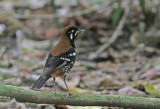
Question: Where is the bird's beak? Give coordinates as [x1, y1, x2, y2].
[76, 29, 85, 35]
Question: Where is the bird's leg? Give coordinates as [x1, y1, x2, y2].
[53, 77, 56, 93]
[63, 74, 71, 98]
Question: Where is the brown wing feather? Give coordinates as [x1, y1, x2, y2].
[49, 68, 64, 77]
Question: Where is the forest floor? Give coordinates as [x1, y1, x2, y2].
[0, 0, 160, 108]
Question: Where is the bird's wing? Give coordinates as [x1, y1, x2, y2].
[43, 48, 76, 76]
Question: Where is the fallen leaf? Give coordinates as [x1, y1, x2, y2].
[145, 83, 160, 97]
[56, 105, 67, 108]
[133, 82, 145, 91]
[139, 67, 160, 80]
[118, 87, 146, 97]
[27, 51, 47, 59]
[99, 78, 121, 89]
[97, 61, 112, 69]
[19, 68, 30, 73]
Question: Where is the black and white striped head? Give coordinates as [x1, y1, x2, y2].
[65, 26, 85, 41]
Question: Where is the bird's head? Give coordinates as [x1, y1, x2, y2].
[63, 25, 85, 41]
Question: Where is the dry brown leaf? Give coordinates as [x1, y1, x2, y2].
[28, 51, 46, 58]
[118, 87, 146, 97]
[99, 79, 121, 89]
[19, 67, 30, 73]
[139, 67, 160, 80]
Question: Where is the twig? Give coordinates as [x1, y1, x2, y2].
[95, 6, 129, 56]
[132, 63, 151, 80]
[0, 85, 160, 109]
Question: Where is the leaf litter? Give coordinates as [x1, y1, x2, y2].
[0, 0, 160, 108]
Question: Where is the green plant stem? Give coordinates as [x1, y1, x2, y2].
[95, 2, 129, 56]
[0, 85, 160, 108]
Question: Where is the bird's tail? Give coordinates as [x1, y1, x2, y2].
[32, 75, 51, 89]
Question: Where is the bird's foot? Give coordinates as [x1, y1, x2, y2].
[53, 89, 56, 94]
[31, 88, 41, 91]
[66, 92, 71, 98]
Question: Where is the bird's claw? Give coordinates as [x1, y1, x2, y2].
[53, 88, 56, 94]
[53, 90, 56, 94]
[66, 92, 71, 98]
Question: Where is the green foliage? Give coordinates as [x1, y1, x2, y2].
[92, 0, 106, 4]
[145, 83, 160, 97]
[0, 32, 5, 37]
[139, 0, 151, 13]
[112, 1, 122, 25]
[139, 21, 146, 36]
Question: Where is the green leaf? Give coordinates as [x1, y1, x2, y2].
[145, 83, 160, 97]
[139, 21, 146, 36]
[92, 0, 105, 4]
[0, 32, 5, 37]
[112, 2, 122, 25]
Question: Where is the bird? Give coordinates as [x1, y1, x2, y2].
[32, 25, 85, 98]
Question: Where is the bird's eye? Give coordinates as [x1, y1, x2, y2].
[66, 27, 78, 40]
[68, 31, 72, 34]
